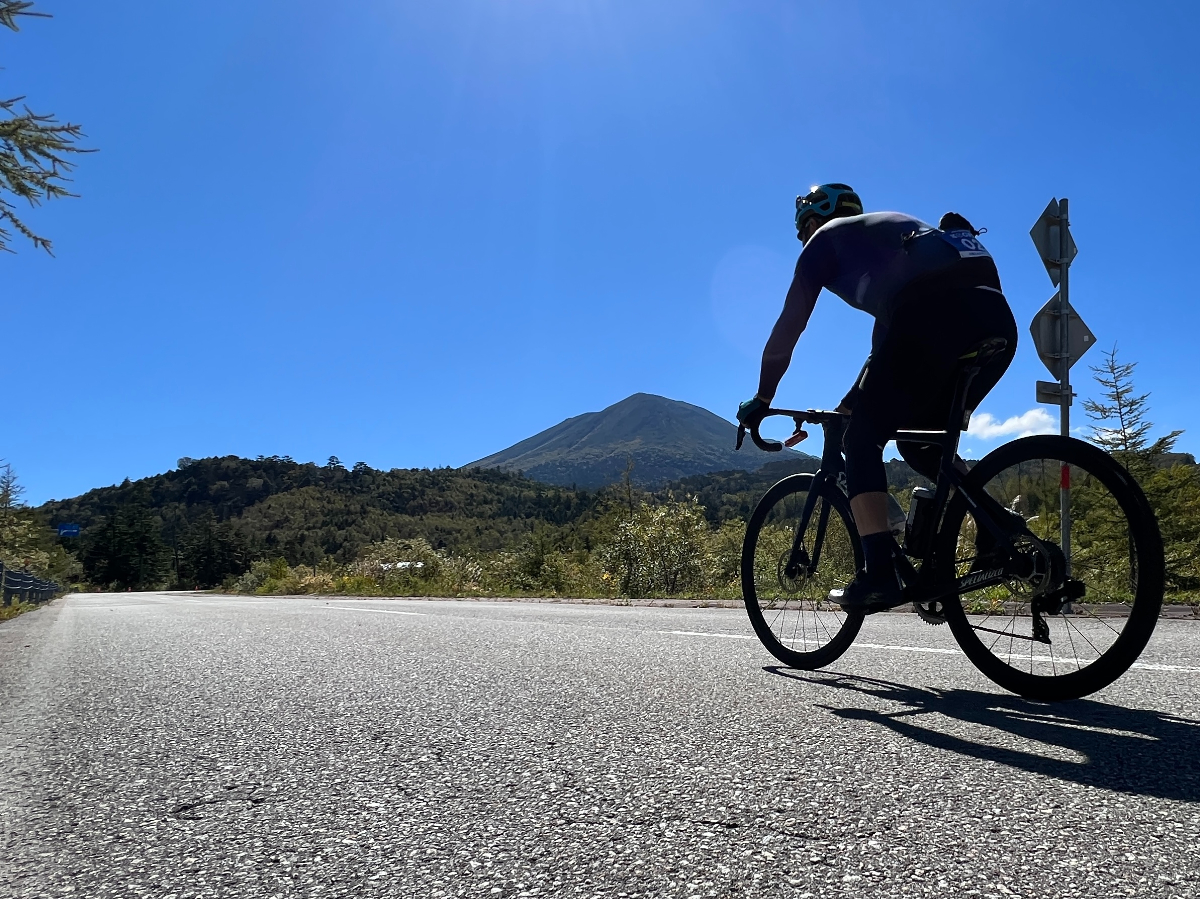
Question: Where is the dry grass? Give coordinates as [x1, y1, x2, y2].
[0, 600, 37, 622]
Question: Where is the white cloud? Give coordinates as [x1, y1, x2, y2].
[967, 408, 1058, 440]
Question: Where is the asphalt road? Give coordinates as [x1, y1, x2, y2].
[3, 593, 1200, 899]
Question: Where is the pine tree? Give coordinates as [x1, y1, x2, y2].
[1083, 344, 1182, 469]
[0, 1, 91, 253]
[179, 511, 248, 588]
[82, 498, 168, 590]
[0, 460, 24, 526]
[1084, 344, 1199, 597]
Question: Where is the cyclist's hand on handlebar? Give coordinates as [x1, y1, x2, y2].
[737, 395, 770, 427]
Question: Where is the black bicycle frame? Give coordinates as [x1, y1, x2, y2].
[739, 339, 1035, 611]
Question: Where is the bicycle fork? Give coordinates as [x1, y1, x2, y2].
[785, 476, 834, 578]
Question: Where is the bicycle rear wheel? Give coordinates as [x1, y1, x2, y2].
[939, 435, 1164, 701]
[742, 474, 864, 669]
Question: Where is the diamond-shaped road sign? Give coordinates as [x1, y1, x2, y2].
[1030, 293, 1096, 380]
[1030, 198, 1078, 287]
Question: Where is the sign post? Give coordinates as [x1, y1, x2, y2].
[1029, 198, 1091, 573]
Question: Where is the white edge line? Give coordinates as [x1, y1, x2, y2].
[666, 630, 755, 640]
[328, 606, 426, 617]
[667, 632, 1200, 673]
[854, 642, 961, 656]
[1131, 662, 1200, 673]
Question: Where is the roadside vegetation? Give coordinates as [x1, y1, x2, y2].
[0, 462, 79, 616]
[1, 464, 80, 584]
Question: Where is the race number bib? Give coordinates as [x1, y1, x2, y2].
[939, 229, 992, 259]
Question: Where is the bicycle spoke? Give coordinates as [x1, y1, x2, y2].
[1064, 615, 1106, 659]
[1072, 606, 1123, 637]
[944, 438, 1161, 698]
[745, 476, 861, 669]
[1063, 617, 1080, 670]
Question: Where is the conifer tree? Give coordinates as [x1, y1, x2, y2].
[0, 1, 90, 253]
[1083, 344, 1182, 469]
[82, 497, 168, 590]
[1084, 344, 1199, 596]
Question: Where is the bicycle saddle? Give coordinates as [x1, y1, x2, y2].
[957, 337, 1009, 368]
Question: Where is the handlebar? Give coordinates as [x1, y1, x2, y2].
[736, 408, 850, 453]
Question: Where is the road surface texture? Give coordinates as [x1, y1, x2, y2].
[2, 593, 1200, 898]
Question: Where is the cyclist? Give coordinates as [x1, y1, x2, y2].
[737, 183, 1018, 609]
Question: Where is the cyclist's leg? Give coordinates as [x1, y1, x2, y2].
[835, 383, 910, 605]
[836, 284, 1016, 605]
[850, 284, 1016, 504]
[840, 347, 913, 597]
[888, 286, 1017, 469]
[886, 287, 1019, 556]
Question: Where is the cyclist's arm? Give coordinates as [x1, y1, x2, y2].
[756, 237, 835, 401]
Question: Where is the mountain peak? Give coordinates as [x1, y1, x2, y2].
[466, 393, 811, 488]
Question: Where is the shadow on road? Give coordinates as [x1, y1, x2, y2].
[765, 666, 1200, 801]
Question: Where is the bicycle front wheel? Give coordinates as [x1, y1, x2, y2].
[938, 435, 1164, 701]
[742, 474, 864, 669]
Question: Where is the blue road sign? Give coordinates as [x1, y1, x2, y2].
[57, 523, 80, 538]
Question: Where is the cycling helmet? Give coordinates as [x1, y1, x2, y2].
[795, 183, 863, 238]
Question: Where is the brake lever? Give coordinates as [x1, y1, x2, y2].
[736, 425, 746, 450]
[784, 428, 808, 448]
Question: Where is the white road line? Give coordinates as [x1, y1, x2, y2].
[854, 642, 961, 656]
[665, 630, 755, 640]
[327, 606, 426, 617]
[667, 628, 955, 652]
[665, 632, 1200, 674]
[1131, 662, 1200, 673]
[988, 652, 1200, 673]
[179, 599, 283, 605]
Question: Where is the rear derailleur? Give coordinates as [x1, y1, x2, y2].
[1030, 579, 1087, 642]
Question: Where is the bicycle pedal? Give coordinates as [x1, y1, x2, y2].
[865, 595, 912, 614]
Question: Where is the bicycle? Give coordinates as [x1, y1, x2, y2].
[735, 338, 1165, 701]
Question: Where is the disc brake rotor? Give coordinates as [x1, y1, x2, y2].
[777, 552, 806, 594]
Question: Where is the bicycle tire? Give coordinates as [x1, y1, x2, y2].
[938, 435, 1164, 701]
[742, 473, 865, 669]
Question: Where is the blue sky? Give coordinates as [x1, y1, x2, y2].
[5, 1, 1198, 504]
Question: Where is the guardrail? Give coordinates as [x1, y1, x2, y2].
[0, 561, 60, 606]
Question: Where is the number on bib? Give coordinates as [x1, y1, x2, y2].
[938, 229, 992, 259]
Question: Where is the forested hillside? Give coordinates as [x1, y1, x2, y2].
[30, 451, 927, 592]
[37, 456, 608, 588]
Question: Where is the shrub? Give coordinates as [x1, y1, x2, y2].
[353, 537, 442, 583]
[600, 498, 710, 597]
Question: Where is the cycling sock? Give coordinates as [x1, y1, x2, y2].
[861, 532, 894, 580]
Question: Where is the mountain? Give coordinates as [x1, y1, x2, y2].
[466, 393, 815, 488]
